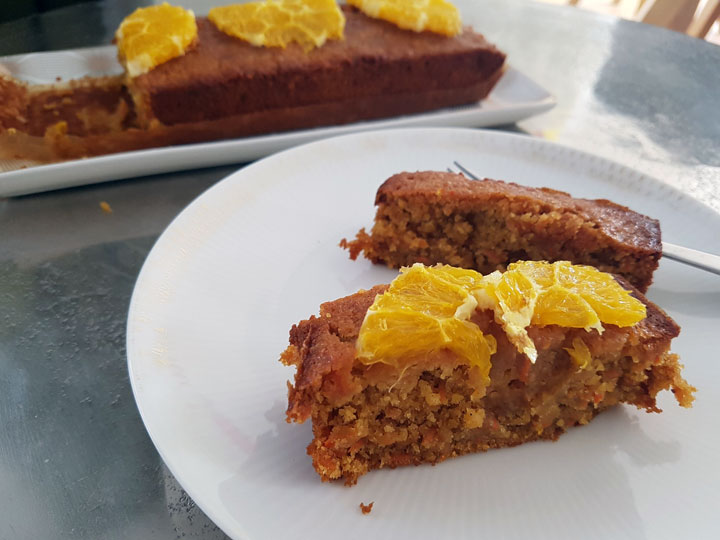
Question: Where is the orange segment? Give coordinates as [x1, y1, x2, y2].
[357, 264, 495, 382]
[536, 260, 646, 328]
[208, 0, 345, 51]
[115, 3, 197, 78]
[347, 0, 462, 36]
[533, 286, 600, 329]
[554, 264, 647, 326]
[473, 268, 538, 361]
[476, 261, 646, 361]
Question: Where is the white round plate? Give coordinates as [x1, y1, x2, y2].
[127, 128, 720, 540]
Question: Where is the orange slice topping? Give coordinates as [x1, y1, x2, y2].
[357, 261, 646, 371]
[115, 3, 197, 78]
[357, 264, 496, 382]
[208, 0, 345, 51]
[347, 0, 462, 36]
[474, 261, 646, 361]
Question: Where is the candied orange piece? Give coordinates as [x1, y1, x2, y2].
[347, 0, 462, 36]
[208, 0, 345, 51]
[115, 3, 197, 78]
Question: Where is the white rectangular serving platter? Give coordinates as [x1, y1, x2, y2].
[0, 45, 555, 197]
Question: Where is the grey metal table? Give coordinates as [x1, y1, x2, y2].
[1, 1, 718, 539]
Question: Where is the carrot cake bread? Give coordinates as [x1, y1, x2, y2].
[0, 2, 505, 161]
[280, 262, 693, 485]
[342, 171, 662, 293]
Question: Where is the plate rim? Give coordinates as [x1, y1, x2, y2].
[126, 126, 720, 540]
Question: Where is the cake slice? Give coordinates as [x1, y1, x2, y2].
[342, 171, 662, 293]
[280, 262, 693, 485]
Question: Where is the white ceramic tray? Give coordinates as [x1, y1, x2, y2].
[0, 44, 554, 197]
[127, 127, 720, 540]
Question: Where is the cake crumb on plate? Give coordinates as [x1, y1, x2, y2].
[359, 502, 374, 515]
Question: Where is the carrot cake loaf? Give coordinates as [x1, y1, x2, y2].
[280, 262, 693, 485]
[0, 2, 505, 161]
[343, 171, 662, 293]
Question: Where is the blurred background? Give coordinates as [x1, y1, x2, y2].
[540, 0, 720, 44]
[1, 0, 719, 46]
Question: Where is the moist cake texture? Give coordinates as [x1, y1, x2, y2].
[343, 171, 662, 293]
[281, 270, 693, 485]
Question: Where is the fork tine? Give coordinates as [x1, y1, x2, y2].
[447, 165, 465, 176]
[452, 161, 480, 180]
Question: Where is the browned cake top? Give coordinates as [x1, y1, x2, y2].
[615, 275, 680, 341]
[377, 171, 662, 253]
[134, 8, 504, 90]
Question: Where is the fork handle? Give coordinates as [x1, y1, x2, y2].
[662, 241, 720, 276]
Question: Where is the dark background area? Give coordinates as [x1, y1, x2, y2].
[3, 1, 97, 23]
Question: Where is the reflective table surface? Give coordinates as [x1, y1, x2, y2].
[0, 1, 718, 538]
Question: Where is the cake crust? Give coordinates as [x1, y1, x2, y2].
[343, 171, 662, 292]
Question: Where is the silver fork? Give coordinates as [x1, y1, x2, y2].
[447, 161, 720, 277]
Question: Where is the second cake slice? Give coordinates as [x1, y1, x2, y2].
[342, 171, 662, 292]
